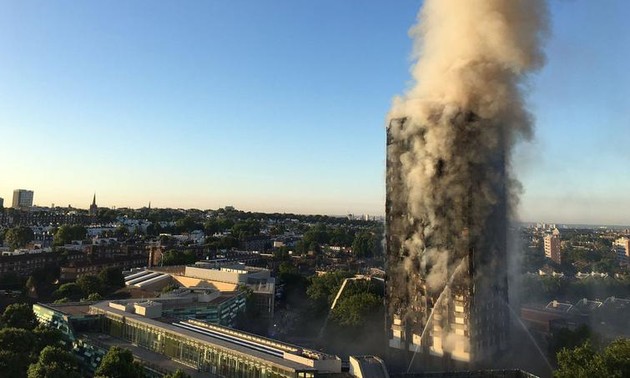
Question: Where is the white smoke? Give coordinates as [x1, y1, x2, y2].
[391, 0, 548, 133]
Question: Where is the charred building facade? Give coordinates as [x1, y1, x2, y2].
[386, 114, 510, 370]
[384, 0, 548, 371]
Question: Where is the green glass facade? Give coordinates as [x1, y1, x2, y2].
[161, 294, 245, 325]
[98, 313, 315, 378]
[33, 303, 100, 342]
[34, 302, 323, 378]
[33, 304, 107, 372]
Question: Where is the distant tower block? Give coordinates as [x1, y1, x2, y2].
[544, 233, 561, 264]
[89, 194, 98, 216]
[12, 189, 34, 209]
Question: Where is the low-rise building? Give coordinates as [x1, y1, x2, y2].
[183, 263, 276, 319]
[0, 249, 83, 277]
[60, 255, 147, 280]
[34, 300, 342, 377]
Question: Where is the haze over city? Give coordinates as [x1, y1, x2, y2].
[1, 1, 629, 224]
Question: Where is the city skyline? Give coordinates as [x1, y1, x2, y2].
[1, 1, 629, 224]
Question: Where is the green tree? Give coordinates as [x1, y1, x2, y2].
[0, 327, 38, 378]
[53, 225, 86, 246]
[555, 339, 630, 378]
[217, 235, 238, 250]
[331, 292, 382, 327]
[329, 228, 354, 247]
[600, 338, 630, 377]
[278, 262, 306, 287]
[1, 303, 38, 330]
[175, 216, 202, 233]
[24, 265, 60, 298]
[203, 220, 221, 235]
[97, 209, 119, 223]
[163, 370, 191, 378]
[114, 225, 129, 238]
[84, 293, 103, 301]
[306, 271, 353, 312]
[273, 246, 291, 260]
[94, 346, 144, 378]
[231, 220, 261, 240]
[27, 346, 80, 378]
[351, 232, 375, 258]
[32, 324, 63, 352]
[302, 224, 330, 247]
[4, 227, 34, 249]
[53, 283, 83, 301]
[145, 222, 161, 236]
[277, 262, 307, 305]
[548, 325, 592, 363]
[161, 250, 197, 266]
[76, 275, 103, 296]
[98, 267, 125, 291]
[216, 217, 234, 231]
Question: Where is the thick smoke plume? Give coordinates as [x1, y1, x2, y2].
[386, 0, 548, 359]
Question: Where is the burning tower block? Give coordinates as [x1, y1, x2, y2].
[384, 0, 548, 371]
[386, 114, 510, 369]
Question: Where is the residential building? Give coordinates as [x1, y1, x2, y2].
[544, 234, 561, 264]
[386, 117, 509, 369]
[613, 237, 630, 267]
[0, 249, 83, 277]
[60, 255, 147, 281]
[12, 189, 34, 209]
[0, 208, 91, 227]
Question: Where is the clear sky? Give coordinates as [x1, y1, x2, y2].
[0, 1, 628, 224]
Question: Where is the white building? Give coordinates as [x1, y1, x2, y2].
[544, 233, 561, 264]
[613, 237, 630, 267]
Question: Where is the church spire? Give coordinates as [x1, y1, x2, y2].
[89, 193, 98, 216]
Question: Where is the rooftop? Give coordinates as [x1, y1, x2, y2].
[89, 300, 339, 373]
[36, 302, 95, 317]
[82, 333, 207, 378]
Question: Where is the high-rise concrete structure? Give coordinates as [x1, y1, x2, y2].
[613, 237, 630, 268]
[544, 234, 561, 264]
[0, 197, 3, 209]
[12, 189, 34, 209]
[385, 118, 509, 370]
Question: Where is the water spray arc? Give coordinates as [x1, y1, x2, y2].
[318, 276, 367, 340]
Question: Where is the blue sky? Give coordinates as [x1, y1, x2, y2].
[0, 1, 628, 224]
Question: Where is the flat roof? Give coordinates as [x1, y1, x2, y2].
[82, 333, 208, 378]
[35, 302, 94, 317]
[144, 291, 239, 309]
[89, 301, 318, 373]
